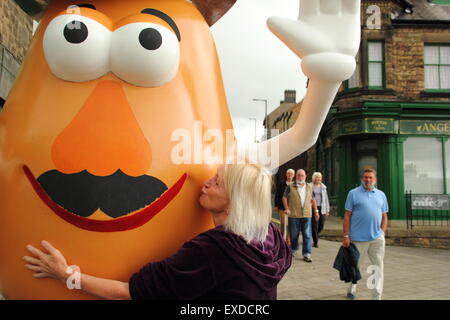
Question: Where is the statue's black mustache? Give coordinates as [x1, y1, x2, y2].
[37, 169, 168, 218]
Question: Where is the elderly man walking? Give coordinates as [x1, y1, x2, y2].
[342, 169, 388, 300]
[282, 169, 319, 263]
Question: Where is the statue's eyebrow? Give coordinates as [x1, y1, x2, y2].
[141, 8, 181, 41]
[75, 4, 96, 10]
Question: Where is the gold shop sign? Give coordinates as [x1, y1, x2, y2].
[400, 120, 450, 135]
[339, 118, 396, 136]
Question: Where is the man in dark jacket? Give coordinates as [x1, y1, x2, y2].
[274, 168, 295, 244]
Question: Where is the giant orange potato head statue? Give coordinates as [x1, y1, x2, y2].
[0, 0, 360, 299]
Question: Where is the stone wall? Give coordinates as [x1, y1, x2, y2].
[0, 0, 33, 62]
[0, 0, 33, 101]
[335, 1, 450, 110]
[391, 27, 450, 100]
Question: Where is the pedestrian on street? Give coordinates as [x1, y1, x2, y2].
[274, 168, 295, 244]
[342, 168, 388, 300]
[311, 172, 330, 248]
[282, 169, 319, 263]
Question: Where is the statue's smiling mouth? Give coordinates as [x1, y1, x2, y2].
[23, 165, 187, 232]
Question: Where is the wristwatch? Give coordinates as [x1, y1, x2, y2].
[343, 235, 349, 238]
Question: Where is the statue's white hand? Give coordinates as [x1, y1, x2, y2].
[268, 0, 361, 82]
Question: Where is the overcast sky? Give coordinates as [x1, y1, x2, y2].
[211, 0, 307, 143]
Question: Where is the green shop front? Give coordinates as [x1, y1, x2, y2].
[318, 101, 450, 221]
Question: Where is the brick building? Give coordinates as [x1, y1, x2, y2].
[0, 0, 34, 106]
[266, 90, 309, 182]
[267, 0, 450, 220]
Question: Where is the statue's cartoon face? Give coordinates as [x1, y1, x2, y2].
[0, 0, 234, 299]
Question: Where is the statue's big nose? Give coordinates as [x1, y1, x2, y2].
[51, 80, 152, 177]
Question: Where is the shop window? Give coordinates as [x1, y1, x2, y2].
[446, 139, 450, 193]
[333, 146, 339, 196]
[424, 44, 450, 91]
[344, 53, 360, 90]
[356, 139, 377, 181]
[367, 41, 384, 89]
[358, 155, 377, 176]
[324, 146, 338, 197]
[404, 137, 444, 194]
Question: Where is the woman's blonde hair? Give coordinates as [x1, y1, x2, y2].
[222, 163, 272, 243]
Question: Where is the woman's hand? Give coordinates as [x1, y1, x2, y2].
[24, 240, 70, 283]
[24, 240, 131, 299]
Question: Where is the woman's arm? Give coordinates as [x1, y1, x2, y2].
[324, 187, 330, 215]
[24, 240, 131, 300]
[311, 199, 319, 221]
[77, 273, 130, 300]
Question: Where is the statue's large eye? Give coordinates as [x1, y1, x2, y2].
[43, 15, 111, 82]
[111, 23, 180, 87]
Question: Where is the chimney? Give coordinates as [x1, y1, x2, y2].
[283, 90, 296, 103]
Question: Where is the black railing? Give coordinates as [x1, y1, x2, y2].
[406, 191, 450, 229]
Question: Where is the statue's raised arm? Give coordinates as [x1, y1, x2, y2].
[247, 0, 361, 170]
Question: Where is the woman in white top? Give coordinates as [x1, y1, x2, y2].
[311, 172, 330, 248]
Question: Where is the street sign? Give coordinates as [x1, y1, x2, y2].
[411, 194, 449, 210]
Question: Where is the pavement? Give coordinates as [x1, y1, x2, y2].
[277, 238, 450, 300]
[275, 214, 450, 300]
[2, 218, 450, 300]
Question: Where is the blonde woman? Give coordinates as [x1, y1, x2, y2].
[24, 163, 292, 300]
[311, 172, 330, 248]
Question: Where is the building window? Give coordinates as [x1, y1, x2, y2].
[446, 139, 450, 193]
[356, 139, 378, 181]
[324, 146, 338, 197]
[333, 146, 339, 197]
[404, 137, 445, 194]
[424, 44, 450, 91]
[345, 53, 360, 90]
[367, 41, 384, 89]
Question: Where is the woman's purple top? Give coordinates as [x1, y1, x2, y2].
[128, 223, 292, 300]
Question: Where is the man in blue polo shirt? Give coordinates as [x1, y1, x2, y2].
[342, 169, 388, 300]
